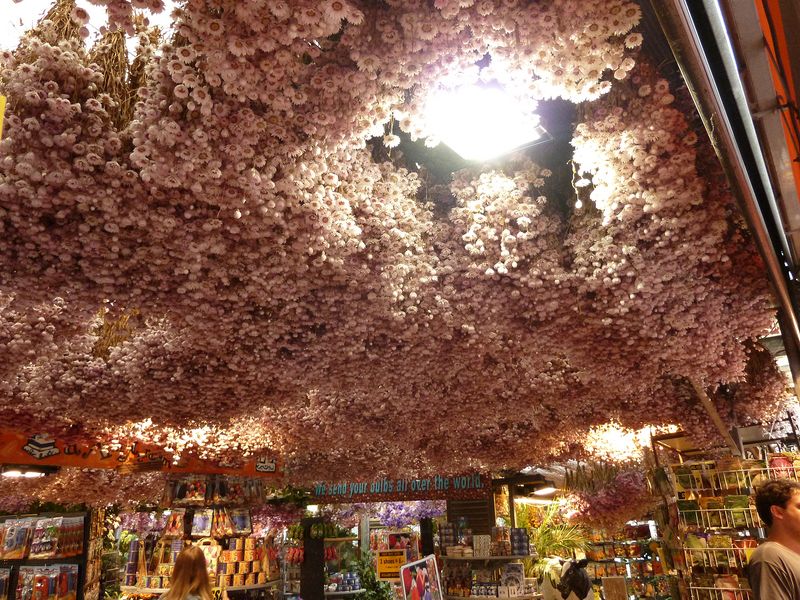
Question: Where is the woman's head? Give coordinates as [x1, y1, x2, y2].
[163, 546, 212, 600]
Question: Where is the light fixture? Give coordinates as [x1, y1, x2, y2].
[425, 83, 546, 162]
[1, 465, 58, 478]
[533, 484, 558, 496]
[514, 497, 557, 505]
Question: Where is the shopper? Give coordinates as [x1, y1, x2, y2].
[161, 546, 212, 600]
[749, 479, 800, 599]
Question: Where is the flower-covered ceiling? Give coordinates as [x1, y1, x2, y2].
[0, 0, 789, 485]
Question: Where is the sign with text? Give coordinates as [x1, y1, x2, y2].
[312, 473, 488, 503]
[376, 549, 407, 582]
[0, 429, 281, 477]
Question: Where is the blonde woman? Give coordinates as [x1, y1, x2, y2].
[162, 546, 213, 600]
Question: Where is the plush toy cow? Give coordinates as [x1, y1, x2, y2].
[556, 559, 592, 600]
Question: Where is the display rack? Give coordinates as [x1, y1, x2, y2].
[440, 556, 531, 562]
[0, 509, 103, 600]
[444, 595, 542, 600]
[120, 580, 281, 595]
[323, 534, 362, 596]
[654, 456, 786, 600]
[584, 534, 671, 600]
[685, 585, 752, 600]
[676, 507, 761, 531]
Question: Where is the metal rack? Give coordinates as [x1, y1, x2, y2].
[686, 586, 752, 600]
[674, 464, 800, 495]
[676, 507, 761, 531]
[682, 547, 749, 572]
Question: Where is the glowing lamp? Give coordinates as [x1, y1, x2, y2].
[533, 484, 558, 496]
[426, 84, 545, 161]
[1, 465, 56, 478]
[514, 497, 556, 506]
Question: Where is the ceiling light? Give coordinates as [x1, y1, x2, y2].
[533, 485, 558, 496]
[1, 465, 58, 478]
[514, 497, 556, 505]
[426, 83, 545, 161]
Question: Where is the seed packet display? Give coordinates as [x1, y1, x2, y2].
[164, 510, 186, 538]
[32, 567, 59, 600]
[57, 566, 79, 600]
[58, 517, 84, 557]
[2, 519, 35, 560]
[192, 509, 213, 537]
[211, 509, 234, 538]
[229, 509, 252, 535]
[17, 566, 37, 600]
[0, 568, 10, 600]
[176, 478, 208, 505]
[30, 518, 63, 559]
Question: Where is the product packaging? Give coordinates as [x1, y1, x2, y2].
[17, 566, 37, 600]
[164, 510, 186, 538]
[30, 518, 63, 559]
[2, 519, 35, 560]
[192, 510, 213, 537]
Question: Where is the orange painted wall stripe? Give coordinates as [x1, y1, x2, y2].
[754, 0, 800, 199]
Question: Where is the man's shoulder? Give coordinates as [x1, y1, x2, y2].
[751, 541, 800, 565]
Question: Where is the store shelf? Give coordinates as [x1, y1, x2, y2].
[324, 537, 359, 542]
[587, 557, 649, 563]
[441, 554, 531, 562]
[324, 590, 366, 596]
[121, 581, 281, 596]
[0, 556, 84, 565]
[444, 595, 542, 600]
[441, 555, 532, 562]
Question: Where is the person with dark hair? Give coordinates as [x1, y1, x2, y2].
[749, 479, 800, 599]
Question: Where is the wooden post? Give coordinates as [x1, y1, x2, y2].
[301, 517, 324, 600]
[420, 518, 434, 556]
[690, 378, 742, 455]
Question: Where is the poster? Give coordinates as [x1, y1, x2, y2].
[400, 555, 443, 600]
[376, 550, 406, 582]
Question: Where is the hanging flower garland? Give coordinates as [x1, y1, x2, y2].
[0, 1, 785, 487]
[0, 468, 167, 512]
[564, 463, 654, 532]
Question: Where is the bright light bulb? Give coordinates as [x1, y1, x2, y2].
[23, 471, 45, 478]
[2, 470, 23, 478]
[533, 485, 557, 496]
[514, 497, 556, 505]
[426, 84, 544, 161]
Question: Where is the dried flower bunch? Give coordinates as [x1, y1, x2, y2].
[0, 0, 785, 493]
[0, 468, 166, 512]
[565, 462, 654, 532]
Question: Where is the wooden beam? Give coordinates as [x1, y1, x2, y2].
[690, 378, 741, 455]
